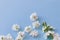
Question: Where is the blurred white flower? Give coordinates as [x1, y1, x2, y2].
[6, 34, 14, 40]
[45, 31, 54, 36]
[32, 21, 40, 28]
[24, 26, 32, 33]
[30, 12, 38, 21]
[0, 35, 7, 40]
[30, 30, 39, 37]
[17, 31, 25, 38]
[53, 33, 60, 40]
[15, 35, 23, 40]
[44, 31, 54, 39]
[12, 24, 20, 31]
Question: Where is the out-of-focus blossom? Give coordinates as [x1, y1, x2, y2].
[30, 12, 38, 21]
[32, 21, 40, 28]
[24, 26, 32, 33]
[30, 30, 39, 37]
[12, 24, 20, 31]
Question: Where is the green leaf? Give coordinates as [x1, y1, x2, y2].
[43, 26, 50, 32]
[42, 22, 47, 27]
[48, 26, 54, 31]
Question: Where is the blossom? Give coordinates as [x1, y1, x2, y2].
[30, 30, 39, 37]
[24, 26, 32, 33]
[12, 24, 20, 31]
[30, 12, 38, 21]
[45, 31, 54, 36]
[53, 33, 60, 40]
[15, 35, 23, 40]
[44, 31, 54, 39]
[32, 21, 40, 28]
[16, 31, 25, 40]
[17, 31, 25, 38]
[6, 34, 14, 40]
[0, 35, 7, 40]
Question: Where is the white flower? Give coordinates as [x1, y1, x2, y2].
[17, 31, 25, 38]
[45, 31, 54, 36]
[24, 26, 32, 33]
[12, 24, 20, 31]
[53, 33, 60, 40]
[30, 30, 39, 37]
[30, 12, 38, 21]
[6, 34, 14, 40]
[15, 35, 23, 40]
[32, 21, 40, 28]
[16, 31, 25, 40]
[44, 31, 54, 39]
[0, 35, 7, 40]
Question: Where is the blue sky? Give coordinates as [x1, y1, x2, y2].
[0, 0, 60, 40]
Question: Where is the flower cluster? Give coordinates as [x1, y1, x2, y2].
[0, 12, 60, 40]
[12, 12, 40, 40]
[0, 34, 14, 40]
[42, 22, 60, 40]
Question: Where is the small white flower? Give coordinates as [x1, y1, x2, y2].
[32, 21, 40, 28]
[44, 31, 54, 39]
[53, 33, 60, 40]
[45, 31, 54, 36]
[30, 12, 38, 21]
[30, 30, 39, 37]
[6, 34, 14, 40]
[15, 35, 23, 40]
[17, 31, 25, 38]
[24, 26, 32, 33]
[12, 24, 20, 31]
[0, 35, 7, 40]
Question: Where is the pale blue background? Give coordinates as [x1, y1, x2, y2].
[0, 0, 60, 40]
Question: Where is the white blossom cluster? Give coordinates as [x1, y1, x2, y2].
[42, 22, 60, 40]
[12, 12, 40, 40]
[44, 31, 60, 40]
[0, 12, 60, 40]
[0, 34, 14, 40]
